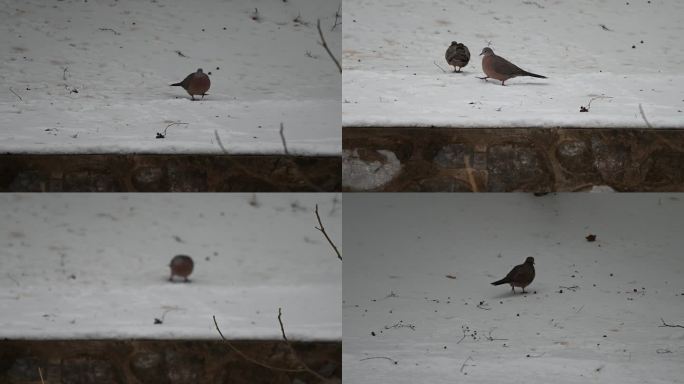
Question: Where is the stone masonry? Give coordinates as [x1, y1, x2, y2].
[0, 340, 341, 384]
[0, 155, 341, 192]
[343, 128, 684, 192]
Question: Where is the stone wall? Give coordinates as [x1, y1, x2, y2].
[343, 128, 684, 192]
[0, 155, 341, 192]
[0, 340, 341, 384]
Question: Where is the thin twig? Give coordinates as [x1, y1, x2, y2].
[331, 4, 342, 31]
[6, 273, 20, 286]
[315, 204, 342, 261]
[278, 308, 327, 381]
[433, 61, 447, 73]
[212, 315, 307, 373]
[98, 27, 120, 35]
[38, 367, 45, 384]
[659, 318, 684, 328]
[214, 129, 228, 153]
[63, 67, 68, 81]
[575, 305, 585, 313]
[639, 103, 653, 128]
[279, 122, 289, 155]
[9, 87, 23, 101]
[317, 19, 341, 73]
[485, 328, 508, 342]
[460, 356, 473, 373]
[559, 285, 580, 292]
[360, 356, 397, 364]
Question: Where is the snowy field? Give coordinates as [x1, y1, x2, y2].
[0, 0, 341, 155]
[342, 0, 684, 128]
[343, 194, 684, 383]
[0, 193, 341, 340]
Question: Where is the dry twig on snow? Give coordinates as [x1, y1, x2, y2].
[659, 318, 684, 328]
[315, 204, 342, 261]
[317, 19, 341, 73]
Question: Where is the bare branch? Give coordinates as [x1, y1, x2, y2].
[331, 4, 342, 31]
[659, 318, 684, 328]
[639, 103, 653, 129]
[9, 87, 23, 101]
[214, 129, 228, 153]
[460, 356, 473, 373]
[212, 315, 307, 373]
[317, 19, 341, 73]
[38, 367, 45, 384]
[433, 61, 447, 73]
[277, 308, 327, 381]
[360, 356, 397, 364]
[98, 27, 120, 35]
[315, 204, 342, 261]
[156, 121, 188, 139]
[280, 122, 290, 155]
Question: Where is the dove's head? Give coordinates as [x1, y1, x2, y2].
[479, 47, 494, 56]
[525, 257, 535, 265]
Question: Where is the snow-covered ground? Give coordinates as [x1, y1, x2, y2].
[0, 0, 341, 155]
[343, 194, 684, 383]
[0, 193, 341, 340]
[342, 0, 684, 128]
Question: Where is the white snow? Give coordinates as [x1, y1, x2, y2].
[342, 0, 684, 128]
[0, 193, 341, 340]
[343, 194, 684, 383]
[0, 0, 341, 155]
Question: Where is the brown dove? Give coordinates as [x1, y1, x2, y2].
[491, 257, 535, 293]
[445, 41, 470, 72]
[170, 68, 210, 100]
[479, 47, 547, 86]
[169, 254, 194, 282]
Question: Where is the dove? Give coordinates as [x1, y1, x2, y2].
[491, 257, 535, 293]
[479, 47, 547, 86]
[445, 41, 470, 72]
[169, 254, 194, 282]
[170, 68, 211, 100]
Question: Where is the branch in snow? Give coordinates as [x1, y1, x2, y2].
[331, 4, 342, 31]
[156, 121, 188, 139]
[317, 19, 341, 73]
[315, 204, 342, 261]
[277, 307, 328, 382]
[98, 27, 120, 35]
[9, 87, 22, 101]
[639, 103, 653, 128]
[360, 356, 398, 364]
[433, 61, 447, 73]
[212, 315, 308, 374]
[214, 129, 228, 152]
[460, 356, 473, 373]
[659, 318, 684, 328]
[279, 122, 290, 155]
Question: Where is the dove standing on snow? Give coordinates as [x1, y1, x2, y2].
[479, 47, 547, 86]
[445, 41, 470, 72]
[170, 68, 211, 100]
[169, 255, 194, 282]
[491, 257, 535, 293]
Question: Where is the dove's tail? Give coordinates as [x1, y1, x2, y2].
[491, 278, 509, 286]
[522, 71, 547, 79]
[170, 82, 183, 86]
